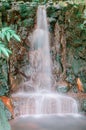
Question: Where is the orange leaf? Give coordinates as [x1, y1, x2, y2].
[76, 78, 84, 92]
[0, 96, 13, 115]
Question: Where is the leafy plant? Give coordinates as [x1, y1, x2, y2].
[0, 27, 21, 58]
[0, 27, 21, 96]
[19, 4, 28, 19]
[0, 26, 21, 96]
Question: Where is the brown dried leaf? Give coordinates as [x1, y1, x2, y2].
[0, 96, 13, 115]
[76, 78, 84, 92]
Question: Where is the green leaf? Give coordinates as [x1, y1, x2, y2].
[0, 42, 5, 47]
[6, 48, 12, 54]
[83, 20, 86, 25]
[80, 24, 84, 30]
[6, 32, 11, 42]
[0, 47, 9, 57]
[13, 34, 21, 42]
[0, 31, 2, 39]
[0, 49, 1, 56]
[1, 32, 5, 41]
[0, 43, 11, 58]
[1, 27, 21, 42]
[2, 27, 11, 32]
[0, 27, 21, 58]
[8, 29, 15, 35]
[83, 9, 86, 18]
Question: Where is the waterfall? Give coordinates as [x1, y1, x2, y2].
[30, 6, 52, 91]
[12, 6, 78, 117]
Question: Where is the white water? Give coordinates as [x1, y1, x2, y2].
[30, 6, 52, 91]
[12, 6, 78, 117]
[12, 93, 78, 116]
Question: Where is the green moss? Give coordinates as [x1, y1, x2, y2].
[22, 18, 34, 27]
[0, 58, 9, 96]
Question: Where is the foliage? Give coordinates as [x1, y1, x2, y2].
[1, 0, 10, 9]
[0, 27, 20, 96]
[22, 18, 34, 27]
[18, 3, 36, 30]
[19, 4, 28, 19]
[0, 43, 11, 58]
[0, 27, 21, 58]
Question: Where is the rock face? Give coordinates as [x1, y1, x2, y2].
[0, 1, 86, 113]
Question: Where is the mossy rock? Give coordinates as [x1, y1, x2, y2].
[0, 100, 11, 130]
[72, 86, 78, 93]
[81, 99, 86, 112]
[57, 85, 69, 93]
[72, 58, 80, 75]
[83, 83, 86, 92]
[66, 76, 74, 84]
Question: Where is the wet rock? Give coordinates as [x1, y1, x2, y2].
[83, 83, 86, 92]
[29, 49, 43, 69]
[57, 85, 69, 93]
[66, 74, 75, 84]
[56, 81, 69, 93]
[81, 99, 86, 112]
[0, 101, 11, 130]
[72, 86, 78, 93]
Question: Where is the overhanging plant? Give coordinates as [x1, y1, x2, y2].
[0, 27, 21, 130]
[0, 27, 21, 96]
[0, 27, 20, 58]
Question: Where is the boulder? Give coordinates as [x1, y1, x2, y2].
[56, 81, 69, 93]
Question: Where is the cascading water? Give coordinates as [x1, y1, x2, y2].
[30, 6, 52, 91]
[12, 6, 78, 117]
